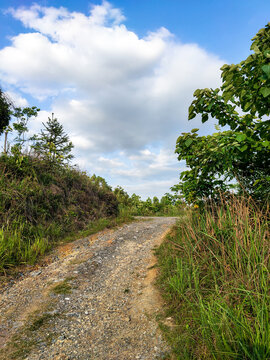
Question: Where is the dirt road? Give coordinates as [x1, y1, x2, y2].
[0, 217, 176, 360]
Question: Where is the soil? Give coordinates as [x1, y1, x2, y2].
[0, 217, 177, 360]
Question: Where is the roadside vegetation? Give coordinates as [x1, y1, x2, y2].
[113, 186, 185, 217]
[0, 154, 121, 272]
[157, 23, 270, 359]
[0, 94, 181, 273]
[0, 105, 122, 272]
[157, 197, 269, 359]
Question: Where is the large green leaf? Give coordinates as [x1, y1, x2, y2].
[262, 64, 270, 78]
[201, 114, 209, 123]
[185, 138, 193, 147]
[236, 134, 247, 142]
[239, 144, 248, 152]
[260, 87, 270, 97]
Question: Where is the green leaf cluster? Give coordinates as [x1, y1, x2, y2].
[0, 88, 12, 134]
[176, 23, 270, 203]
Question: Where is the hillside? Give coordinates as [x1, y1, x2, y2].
[0, 154, 119, 271]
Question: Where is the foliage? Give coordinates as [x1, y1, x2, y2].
[0, 88, 12, 135]
[31, 114, 74, 164]
[156, 197, 270, 359]
[0, 98, 128, 272]
[175, 23, 270, 203]
[0, 155, 119, 271]
[114, 186, 131, 206]
[2, 105, 39, 154]
[113, 187, 185, 216]
[12, 106, 40, 147]
[90, 174, 113, 192]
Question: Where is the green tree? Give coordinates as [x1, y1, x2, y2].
[130, 193, 141, 206]
[90, 174, 112, 191]
[0, 89, 12, 153]
[114, 186, 131, 206]
[152, 196, 161, 212]
[31, 113, 74, 164]
[175, 23, 270, 203]
[0, 89, 12, 135]
[12, 106, 40, 147]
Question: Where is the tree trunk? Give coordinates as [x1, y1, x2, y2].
[4, 131, 8, 154]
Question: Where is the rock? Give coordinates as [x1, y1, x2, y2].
[30, 270, 41, 277]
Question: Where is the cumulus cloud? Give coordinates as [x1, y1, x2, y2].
[0, 1, 224, 197]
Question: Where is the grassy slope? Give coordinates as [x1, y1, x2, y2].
[156, 198, 269, 359]
[0, 154, 122, 271]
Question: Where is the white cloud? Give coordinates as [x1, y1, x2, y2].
[5, 91, 28, 107]
[98, 156, 124, 167]
[0, 1, 224, 198]
[89, 1, 125, 26]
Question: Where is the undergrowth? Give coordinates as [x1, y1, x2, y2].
[0, 154, 121, 272]
[156, 196, 270, 359]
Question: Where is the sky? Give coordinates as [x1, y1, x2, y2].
[0, 0, 269, 199]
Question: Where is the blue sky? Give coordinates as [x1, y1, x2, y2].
[0, 1, 269, 198]
[1, 0, 269, 61]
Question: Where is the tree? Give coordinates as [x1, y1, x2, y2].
[114, 186, 130, 206]
[90, 174, 112, 191]
[12, 106, 40, 147]
[175, 23, 270, 203]
[0, 88, 12, 136]
[31, 113, 74, 164]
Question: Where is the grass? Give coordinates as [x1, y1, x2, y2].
[0, 212, 134, 273]
[1, 306, 60, 360]
[50, 278, 73, 295]
[0, 222, 50, 271]
[0, 154, 122, 273]
[156, 196, 270, 359]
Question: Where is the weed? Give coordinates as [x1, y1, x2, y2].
[27, 313, 55, 331]
[50, 278, 72, 295]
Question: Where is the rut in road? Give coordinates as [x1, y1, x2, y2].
[0, 217, 177, 360]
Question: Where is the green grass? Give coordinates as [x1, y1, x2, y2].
[0, 222, 50, 271]
[50, 278, 73, 295]
[0, 212, 133, 273]
[156, 197, 270, 359]
[0, 154, 122, 273]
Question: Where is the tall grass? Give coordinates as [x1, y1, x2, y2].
[0, 221, 49, 272]
[156, 197, 269, 359]
[0, 211, 134, 272]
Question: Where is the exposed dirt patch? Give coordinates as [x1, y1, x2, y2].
[0, 217, 176, 359]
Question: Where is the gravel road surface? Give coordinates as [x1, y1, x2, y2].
[0, 217, 176, 360]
